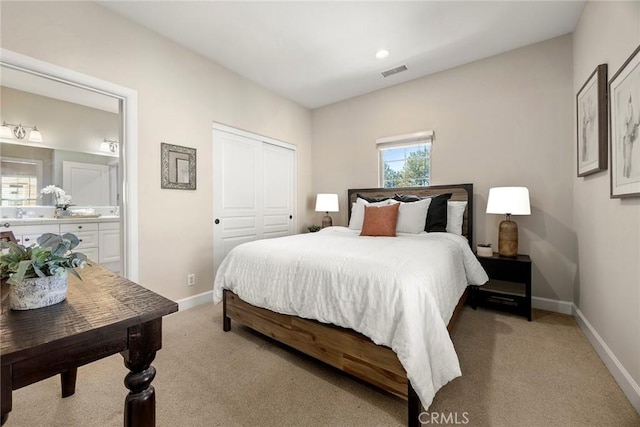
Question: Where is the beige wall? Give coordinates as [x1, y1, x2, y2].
[312, 35, 575, 302]
[573, 1, 640, 392]
[0, 1, 313, 301]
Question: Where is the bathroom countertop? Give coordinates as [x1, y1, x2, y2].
[1, 216, 120, 226]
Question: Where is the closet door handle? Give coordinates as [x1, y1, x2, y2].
[214, 219, 220, 225]
[289, 215, 292, 220]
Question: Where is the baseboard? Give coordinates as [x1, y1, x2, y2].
[573, 305, 640, 414]
[531, 296, 573, 315]
[176, 290, 214, 311]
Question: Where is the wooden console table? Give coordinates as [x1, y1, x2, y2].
[0, 264, 178, 426]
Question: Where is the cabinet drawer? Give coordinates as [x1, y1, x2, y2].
[60, 222, 98, 233]
[476, 255, 531, 284]
[98, 222, 120, 231]
[18, 234, 41, 247]
[74, 231, 99, 249]
[3, 224, 59, 235]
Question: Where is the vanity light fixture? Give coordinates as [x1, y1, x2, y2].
[100, 138, 119, 153]
[1, 121, 43, 142]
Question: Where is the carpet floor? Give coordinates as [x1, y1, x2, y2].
[6, 303, 639, 426]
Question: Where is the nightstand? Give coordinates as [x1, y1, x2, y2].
[471, 253, 532, 321]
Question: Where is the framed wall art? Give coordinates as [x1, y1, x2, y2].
[161, 143, 196, 190]
[576, 64, 608, 177]
[610, 45, 640, 198]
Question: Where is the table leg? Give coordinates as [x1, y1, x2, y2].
[121, 319, 162, 427]
[61, 368, 78, 397]
[1, 364, 11, 426]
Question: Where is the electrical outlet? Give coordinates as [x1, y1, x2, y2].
[187, 273, 195, 287]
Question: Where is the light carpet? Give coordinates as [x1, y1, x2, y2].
[6, 303, 639, 426]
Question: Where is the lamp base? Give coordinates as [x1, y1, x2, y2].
[321, 214, 333, 228]
[498, 220, 518, 257]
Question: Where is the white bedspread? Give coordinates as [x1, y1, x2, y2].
[213, 226, 488, 409]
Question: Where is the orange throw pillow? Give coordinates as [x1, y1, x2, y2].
[360, 203, 400, 237]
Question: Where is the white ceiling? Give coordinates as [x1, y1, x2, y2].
[102, 1, 584, 109]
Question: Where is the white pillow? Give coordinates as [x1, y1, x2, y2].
[446, 201, 467, 235]
[348, 198, 393, 230]
[396, 198, 431, 234]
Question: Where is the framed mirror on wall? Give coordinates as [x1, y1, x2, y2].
[160, 142, 196, 190]
[0, 49, 139, 280]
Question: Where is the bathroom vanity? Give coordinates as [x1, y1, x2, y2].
[1, 217, 121, 274]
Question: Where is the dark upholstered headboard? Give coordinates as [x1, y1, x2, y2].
[347, 184, 474, 246]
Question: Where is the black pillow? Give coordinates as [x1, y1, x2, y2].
[425, 193, 452, 232]
[393, 193, 422, 202]
[356, 193, 391, 203]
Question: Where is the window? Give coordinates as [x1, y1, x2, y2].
[377, 131, 433, 188]
[1, 158, 43, 206]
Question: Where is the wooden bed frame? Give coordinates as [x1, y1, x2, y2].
[222, 184, 474, 427]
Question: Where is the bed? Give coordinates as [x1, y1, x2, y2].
[213, 183, 488, 426]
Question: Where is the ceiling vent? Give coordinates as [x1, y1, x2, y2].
[381, 65, 408, 78]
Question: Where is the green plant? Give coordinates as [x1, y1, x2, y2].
[0, 233, 88, 285]
[308, 224, 321, 233]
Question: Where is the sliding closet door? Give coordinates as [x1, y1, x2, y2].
[262, 142, 295, 239]
[212, 127, 295, 272]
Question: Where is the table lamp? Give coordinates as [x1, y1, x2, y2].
[486, 187, 531, 257]
[315, 193, 339, 228]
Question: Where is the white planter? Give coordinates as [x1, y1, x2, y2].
[476, 245, 493, 257]
[9, 273, 68, 310]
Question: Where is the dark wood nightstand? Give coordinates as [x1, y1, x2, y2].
[471, 253, 532, 321]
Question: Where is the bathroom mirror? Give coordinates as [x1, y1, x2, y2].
[0, 73, 120, 212]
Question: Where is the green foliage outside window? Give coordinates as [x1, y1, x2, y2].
[382, 146, 430, 188]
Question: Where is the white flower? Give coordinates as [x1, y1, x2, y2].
[41, 185, 66, 198]
[58, 194, 73, 206]
[40, 185, 72, 208]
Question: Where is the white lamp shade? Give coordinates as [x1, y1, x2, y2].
[315, 193, 339, 212]
[28, 127, 43, 143]
[486, 187, 531, 215]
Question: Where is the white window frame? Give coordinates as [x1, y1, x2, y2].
[0, 156, 44, 206]
[377, 130, 434, 188]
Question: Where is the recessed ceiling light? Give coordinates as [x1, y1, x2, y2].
[375, 49, 389, 59]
